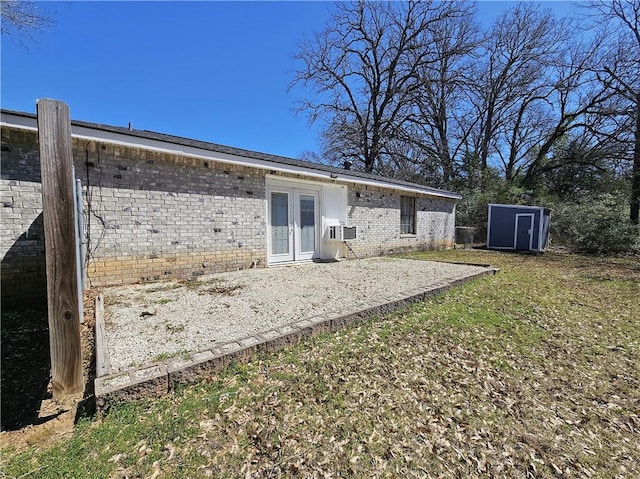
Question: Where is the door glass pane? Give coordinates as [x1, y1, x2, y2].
[271, 192, 289, 255]
[299, 195, 315, 253]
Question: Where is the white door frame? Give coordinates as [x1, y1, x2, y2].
[294, 189, 319, 261]
[514, 213, 535, 251]
[266, 179, 320, 264]
[267, 188, 294, 263]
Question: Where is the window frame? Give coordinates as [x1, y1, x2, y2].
[400, 196, 416, 235]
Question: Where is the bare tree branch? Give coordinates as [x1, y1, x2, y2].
[291, 0, 472, 175]
[1, 0, 53, 37]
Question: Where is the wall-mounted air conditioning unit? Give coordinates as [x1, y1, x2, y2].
[328, 225, 358, 241]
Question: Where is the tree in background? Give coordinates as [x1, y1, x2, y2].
[539, 134, 629, 200]
[291, 0, 472, 175]
[468, 3, 567, 182]
[0, 1, 52, 43]
[519, 33, 619, 191]
[468, 4, 619, 191]
[400, 2, 479, 187]
[293, 0, 639, 250]
[585, 0, 640, 224]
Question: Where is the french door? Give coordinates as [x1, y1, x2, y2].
[268, 187, 319, 263]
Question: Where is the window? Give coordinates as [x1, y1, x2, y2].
[400, 196, 416, 235]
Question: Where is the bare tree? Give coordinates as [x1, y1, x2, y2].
[521, 31, 620, 187]
[584, 0, 640, 223]
[463, 2, 620, 195]
[401, 2, 480, 186]
[1, 1, 52, 39]
[291, 0, 471, 175]
[291, 0, 639, 225]
[468, 4, 570, 182]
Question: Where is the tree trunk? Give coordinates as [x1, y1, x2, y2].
[631, 95, 640, 224]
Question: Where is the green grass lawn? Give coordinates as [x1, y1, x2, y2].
[2, 250, 638, 478]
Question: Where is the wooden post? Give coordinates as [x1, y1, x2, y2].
[94, 293, 112, 377]
[37, 99, 83, 398]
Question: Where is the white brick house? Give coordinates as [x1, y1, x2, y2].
[1, 109, 460, 303]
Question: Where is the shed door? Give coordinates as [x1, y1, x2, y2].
[514, 214, 534, 251]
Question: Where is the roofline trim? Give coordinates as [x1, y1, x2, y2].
[1, 110, 461, 200]
[488, 203, 544, 211]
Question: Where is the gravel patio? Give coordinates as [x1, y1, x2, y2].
[102, 257, 491, 374]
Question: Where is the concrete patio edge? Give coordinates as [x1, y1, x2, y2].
[94, 266, 499, 412]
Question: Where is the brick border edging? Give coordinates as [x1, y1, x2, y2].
[94, 267, 499, 412]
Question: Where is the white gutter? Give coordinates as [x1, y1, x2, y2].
[2, 111, 461, 200]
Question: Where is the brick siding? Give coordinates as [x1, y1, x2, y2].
[1, 125, 456, 304]
[346, 185, 455, 258]
[1, 127, 269, 303]
[75, 138, 267, 286]
[1, 127, 47, 304]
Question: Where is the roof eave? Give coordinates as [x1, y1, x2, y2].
[1, 109, 461, 200]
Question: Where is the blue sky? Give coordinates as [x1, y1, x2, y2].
[1, 1, 579, 160]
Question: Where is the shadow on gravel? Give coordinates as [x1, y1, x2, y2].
[1, 302, 51, 431]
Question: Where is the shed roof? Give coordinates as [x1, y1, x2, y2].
[1, 108, 461, 200]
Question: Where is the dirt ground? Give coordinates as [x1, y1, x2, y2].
[0, 291, 97, 451]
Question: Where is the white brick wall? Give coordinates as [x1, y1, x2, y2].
[75, 138, 268, 285]
[1, 127, 47, 303]
[1, 125, 457, 303]
[346, 185, 456, 258]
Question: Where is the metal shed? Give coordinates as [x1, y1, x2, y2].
[486, 204, 550, 252]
